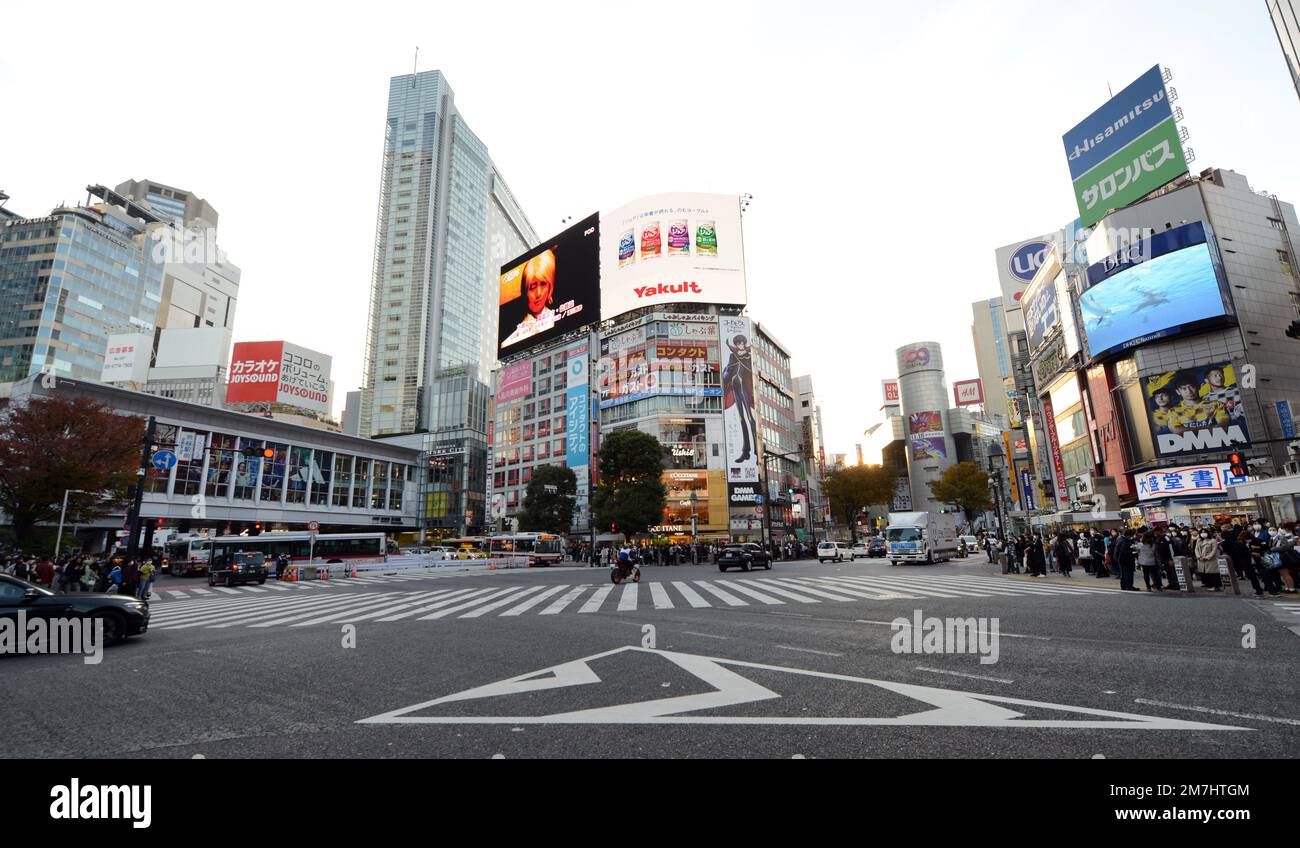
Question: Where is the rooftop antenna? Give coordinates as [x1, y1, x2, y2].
[412, 46, 419, 86]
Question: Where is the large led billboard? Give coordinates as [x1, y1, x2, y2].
[1061, 64, 1189, 228]
[1143, 361, 1250, 458]
[498, 213, 600, 354]
[600, 193, 746, 320]
[1079, 221, 1232, 360]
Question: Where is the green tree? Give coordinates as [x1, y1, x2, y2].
[928, 461, 993, 522]
[823, 464, 897, 542]
[0, 396, 144, 549]
[591, 429, 667, 537]
[517, 464, 578, 533]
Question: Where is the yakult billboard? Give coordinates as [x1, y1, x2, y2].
[226, 340, 332, 414]
[600, 193, 747, 320]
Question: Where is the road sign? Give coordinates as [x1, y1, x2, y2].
[754, 494, 765, 505]
[307, 520, 320, 532]
[150, 450, 177, 472]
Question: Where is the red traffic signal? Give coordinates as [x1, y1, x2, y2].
[262, 448, 275, 459]
[1228, 452, 1247, 478]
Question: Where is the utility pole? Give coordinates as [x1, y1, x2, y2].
[125, 416, 157, 560]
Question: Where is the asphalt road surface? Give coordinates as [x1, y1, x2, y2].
[6, 557, 1299, 758]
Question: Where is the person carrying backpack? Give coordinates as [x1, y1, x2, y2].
[106, 562, 123, 594]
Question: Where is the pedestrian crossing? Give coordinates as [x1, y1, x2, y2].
[144, 573, 1127, 631]
[150, 567, 503, 601]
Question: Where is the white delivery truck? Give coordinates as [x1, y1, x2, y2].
[885, 512, 959, 565]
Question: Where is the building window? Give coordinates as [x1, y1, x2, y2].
[352, 459, 370, 508]
[310, 451, 333, 506]
[371, 461, 389, 509]
[260, 443, 287, 503]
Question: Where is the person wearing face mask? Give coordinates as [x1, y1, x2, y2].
[1195, 529, 1222, 591]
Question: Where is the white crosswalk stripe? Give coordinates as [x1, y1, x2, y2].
[139, 571, 1131, 630]
[539, 585, 590, 615]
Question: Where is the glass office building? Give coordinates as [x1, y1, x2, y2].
[360, 70, 537, 533]
[1, 199, 164, 388]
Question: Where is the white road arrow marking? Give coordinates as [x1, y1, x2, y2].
[356, 647, 1248, 730]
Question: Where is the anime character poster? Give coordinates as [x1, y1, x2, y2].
[720, 316, 758, 484]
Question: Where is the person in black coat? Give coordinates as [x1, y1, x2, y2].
[1091, 532, 1108, 578]
[1026, 537, 1047, 576]
[1115, 529, 1138, 590]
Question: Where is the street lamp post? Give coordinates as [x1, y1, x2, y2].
[986, 443, 1006, 544]
[55, 489, 91, 556]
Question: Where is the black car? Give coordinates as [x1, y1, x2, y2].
[0, 574, 149, 646]
[717, 544, 772, 572]
[868, 538, 887, 558]
[208, 551, 268, 587]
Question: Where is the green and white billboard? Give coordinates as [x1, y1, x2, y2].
[1062, 65, 1189, 229]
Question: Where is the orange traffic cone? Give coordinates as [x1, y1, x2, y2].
[321, 565, 328, 581]
[349, 567, 358, 578]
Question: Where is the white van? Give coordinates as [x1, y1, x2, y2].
[817, 541, 847, 563]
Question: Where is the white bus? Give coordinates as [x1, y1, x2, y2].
[208, 532, 392, 575]
[488, 533, 564, 567]
[164, 536, 214, 577]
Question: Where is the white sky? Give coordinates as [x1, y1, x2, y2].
[2, 1, 1297, 458]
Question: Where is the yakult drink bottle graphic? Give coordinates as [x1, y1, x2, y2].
[618, 229, 636, 267]
[667, 220, 690, 255]
[695, 220, 717, 256]
[641, 222, 663, 261]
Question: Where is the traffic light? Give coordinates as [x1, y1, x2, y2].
[1228, 452, 1247, 478]
[262, 448, 275, 460]
[250, 522, 263, 536]
[1287, 320, 1300, 340]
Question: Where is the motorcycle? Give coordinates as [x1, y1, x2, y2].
[610, 557, 642, 585]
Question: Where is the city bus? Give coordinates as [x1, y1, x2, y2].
[207, 532, 392, 575]
[164, 536, 214, 577]
[488, 533, 564, 567]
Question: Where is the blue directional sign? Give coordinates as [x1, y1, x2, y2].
[754, 494, 765, 506]
[151, 450, 177, 472]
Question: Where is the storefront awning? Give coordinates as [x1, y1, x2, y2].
[1227, 476, 1300, 502]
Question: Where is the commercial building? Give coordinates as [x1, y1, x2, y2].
[114, 178, 219, 230]
[1078, 167, 1300, 526]
[752, 322, 803, 541]
[6, 374, 420, 550]
[488, 332, 594, 533]
[795, 374, 828, 534]
[0, 187, 166, 394]
[895, 341, 958, 513]
[358, 69, 537, 534]
[1270, 0, 1300, 102]
[970, 296, 1013, 426]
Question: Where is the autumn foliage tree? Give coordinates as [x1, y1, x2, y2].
[823, 464, 897, 542]
[928, 461, 993, 522]
[0, 396, 143, 548]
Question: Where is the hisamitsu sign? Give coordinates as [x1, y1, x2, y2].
[1061, 64, 1189, 229]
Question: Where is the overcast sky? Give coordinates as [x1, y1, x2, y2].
[2, 0, 1296, 457]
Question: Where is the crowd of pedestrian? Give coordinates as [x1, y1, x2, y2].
[978, 520, 1300, 597]
[2, 545, 159, 601]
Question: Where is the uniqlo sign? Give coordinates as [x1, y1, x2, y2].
[226, 340, 332, 413]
